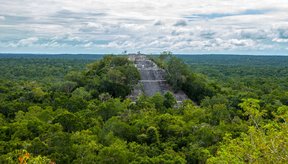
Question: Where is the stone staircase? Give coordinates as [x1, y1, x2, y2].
[128, 55, 189, 103]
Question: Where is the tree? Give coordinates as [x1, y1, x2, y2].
[159, 51, 173, 61]
[166, 57, 187, 91]
[96, 98, 126, 121]
[52, 112, 83, 133]
[102, 117, 137, 142]
[146, 126, 160, 145]
[150, 92, 165, 112]
[163, 92, 177, 109]
[71, 87, 91, 100]
[70, 130, 102, 163]
[239, 98, 265, 128]
[53, 81, 78, 94]
[31, 87, 47, 102]
[208, 101, 288, 163]
[98, 140, 133, 163]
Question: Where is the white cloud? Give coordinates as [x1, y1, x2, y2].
[0, 0, 288, 54]
[17, 37, 39, 46]
[272, 38, 288, 43]
[153, 20, 163, 26]
[174, 20, 187, 26]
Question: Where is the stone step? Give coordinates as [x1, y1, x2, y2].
[140, 80, 166, 82]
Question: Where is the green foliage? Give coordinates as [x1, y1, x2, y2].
[151, 53, 218, 104]
[98, 140, 132, 163]
[1, 54, 288, 163]
[146, 126, 160, 145]
[96, 98, 126, 121]
[52, 112, 83, 133]
[0, 58, 91, 83]
[84, 55, 140, 98]
[70, 130, 102, 163]
[208, 100, 288, 163]
[239, 98, 265, 127]
[150, 92, 165, 112]
[163, 92, 177, 108]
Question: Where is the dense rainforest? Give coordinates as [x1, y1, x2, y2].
[0, 53, 287, 163]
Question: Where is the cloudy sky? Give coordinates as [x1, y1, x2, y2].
[0, 0, 288, 54]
